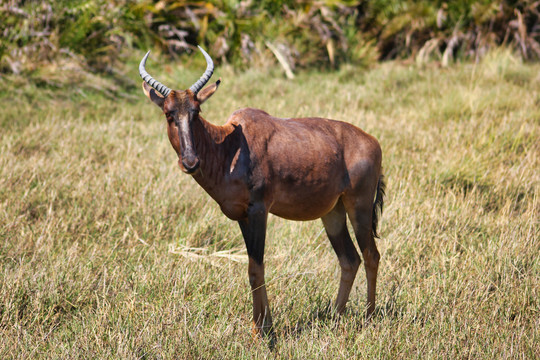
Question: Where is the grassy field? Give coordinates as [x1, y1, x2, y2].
[1, 50, 538, 358]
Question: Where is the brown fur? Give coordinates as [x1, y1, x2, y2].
[142, 81, 385, 337]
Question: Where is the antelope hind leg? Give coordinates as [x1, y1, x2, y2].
[321, 199, 361, 314]
[343, 196, 380, 319]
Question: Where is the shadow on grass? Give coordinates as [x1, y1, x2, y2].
[267, 294, 413, 349]
[280, 300, 338, 338]
[257, 283, 415, 350]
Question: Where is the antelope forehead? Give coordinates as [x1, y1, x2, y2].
[164, 95, 197, 114]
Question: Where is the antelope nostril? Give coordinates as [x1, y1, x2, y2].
[182, 157, 200, 173]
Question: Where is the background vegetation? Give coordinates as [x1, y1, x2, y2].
[2, 0, 540, 76]
[1, 0, 538, 358]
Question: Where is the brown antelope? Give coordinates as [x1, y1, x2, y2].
[139, 46, 385, 337]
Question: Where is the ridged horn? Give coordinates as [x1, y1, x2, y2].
[189, 46, 214, 95]
[139, 50, 171, 97]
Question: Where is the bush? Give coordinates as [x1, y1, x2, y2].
[1, 0, 539, 75]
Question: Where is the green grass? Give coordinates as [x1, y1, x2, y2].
[1, 50, 538, 358]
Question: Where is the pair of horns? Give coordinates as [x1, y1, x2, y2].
[139, 45, 214, 97]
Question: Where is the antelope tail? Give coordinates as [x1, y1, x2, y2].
[372, 175, 385, 238]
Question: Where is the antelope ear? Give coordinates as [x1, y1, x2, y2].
[196, 79, 221, 104]
[142, 82, 165, 108]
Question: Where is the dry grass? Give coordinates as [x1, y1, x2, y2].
[1, 49, 538, 358]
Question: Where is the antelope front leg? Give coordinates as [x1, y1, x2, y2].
[248, 258, 272, 337]
[238, 203, 273, 337]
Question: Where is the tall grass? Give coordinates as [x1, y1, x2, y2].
[0, 50, 538, 358]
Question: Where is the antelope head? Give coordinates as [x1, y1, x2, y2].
[139, 46, 221, 174]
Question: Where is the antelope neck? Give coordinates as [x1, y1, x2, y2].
[190, 115, 237, 180]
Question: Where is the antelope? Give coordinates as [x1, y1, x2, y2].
[139, 46, 385, 337]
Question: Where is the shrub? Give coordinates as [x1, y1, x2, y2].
[1, 0, 539, 75]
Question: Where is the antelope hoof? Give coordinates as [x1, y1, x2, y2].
[252, 323, 274, 339]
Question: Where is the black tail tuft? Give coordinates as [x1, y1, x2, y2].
[372, 175, 386, 238]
